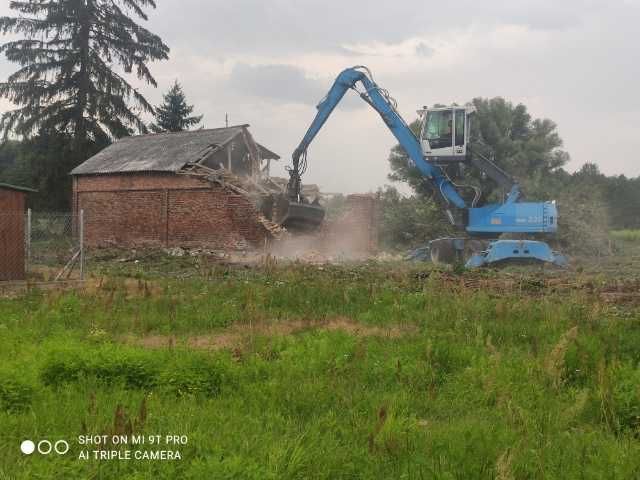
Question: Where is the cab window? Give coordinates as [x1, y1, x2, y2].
[423, 110, 453, 149]
[455, 110, 465, 147]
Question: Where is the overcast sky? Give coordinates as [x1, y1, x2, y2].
[1, 0, 639, 193]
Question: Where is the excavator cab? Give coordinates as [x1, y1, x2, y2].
[419, 105, 475, 164]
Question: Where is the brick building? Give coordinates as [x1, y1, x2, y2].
[0, 183, 36, 280]
[71, 125, 281, 249]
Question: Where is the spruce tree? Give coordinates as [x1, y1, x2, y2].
[0, 0, 169, 153]
[150, 81, 202, 133]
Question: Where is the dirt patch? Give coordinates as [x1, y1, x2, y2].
[599, 291, 640, 306]
[120, 317, 417, 351]
[81, 277, 165, 299]
[322, 317, 410, 338]
[127, 333, 241, 350]
[419, 271, 640, 305]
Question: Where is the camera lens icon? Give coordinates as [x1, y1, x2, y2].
[54, 440, 70, 455]
[20, 440, 35, 455]
[21, 439, 69, 456]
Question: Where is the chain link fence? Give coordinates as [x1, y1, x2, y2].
[0, 210, 85, 282]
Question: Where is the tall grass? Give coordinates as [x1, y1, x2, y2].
[0, 264, 639, 478]
[610, 229, 640, 242]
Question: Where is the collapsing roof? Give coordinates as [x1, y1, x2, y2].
[71, 125, 280, 176]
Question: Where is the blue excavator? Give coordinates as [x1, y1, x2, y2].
[275, 66, 567, 268]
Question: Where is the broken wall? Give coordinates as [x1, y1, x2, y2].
[73, 173, 271, 250]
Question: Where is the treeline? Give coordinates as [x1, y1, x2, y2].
[0, 133, 104, 210]
[377, 166, 639, 254]
[555, 164, 640, 230]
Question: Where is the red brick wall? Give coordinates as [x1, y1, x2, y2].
[168, 189, 268, 249]
[73, 172, 269, 249]
[0, 188, 26, 280]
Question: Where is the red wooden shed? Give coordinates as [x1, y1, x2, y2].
[0, 183, 36, 281]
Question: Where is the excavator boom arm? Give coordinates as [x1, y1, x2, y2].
[289, 66, 466, 210]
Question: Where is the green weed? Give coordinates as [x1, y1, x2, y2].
[0, 370, 34, 412]
[40, 343, 227, 396]
[610, 229, 640, 242]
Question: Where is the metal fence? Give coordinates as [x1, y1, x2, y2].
[0, 210, 84, 282]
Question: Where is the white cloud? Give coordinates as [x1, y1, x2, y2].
[227, 63, 326, 105]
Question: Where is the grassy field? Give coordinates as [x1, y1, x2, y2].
[611, 230, 640, 243]
[1, 258, 640, 479]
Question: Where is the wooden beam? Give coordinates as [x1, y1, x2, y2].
[194, 130, 242, 166]
[240, 127, 262, 179]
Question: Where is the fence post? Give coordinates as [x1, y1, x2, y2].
[79, 209, 85, 280]
[26, 208, 32, 272]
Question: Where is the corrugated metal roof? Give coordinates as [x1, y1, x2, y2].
[0, 182, 38, 193]
[71, 125, 272, 175]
